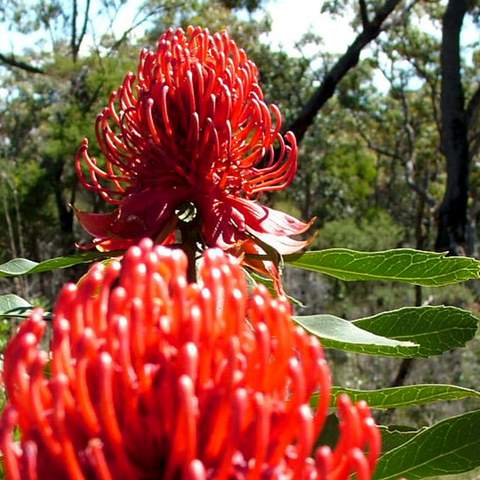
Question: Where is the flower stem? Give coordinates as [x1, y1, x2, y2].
[179, 221, 199, 283]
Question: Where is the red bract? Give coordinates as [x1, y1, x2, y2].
[75, 26, 312, 259]
[0, 241, 380, 480]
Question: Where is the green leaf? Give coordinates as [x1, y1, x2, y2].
[315, 419, 427, 454]
[286, 248, 480, 286]
[354, 306, 478, 357]
[374, 410, 480, 479]
[0, 294, 32, 317]
[327, 384, 480, 409]
[295, 306, 478, 357]
[380, 425, 427, 453]
[293, 314, 418, 357]
[0, 294, 51, 320]
[0, 251, 121, 278]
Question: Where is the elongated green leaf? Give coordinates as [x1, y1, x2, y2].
[0, 294, 32, 317]
[0, 295, 51, 320]
[295, 306, 478, 357]
[0, 251, 121, 278]
[293, 314, 418, 357]
[380, 425, 427, 453]
[286, 248, 480, 286]
[327, 384, 480, 409]
[354, 306, 478, 357]
[315, 418, 426, 454]
[374, 410, 480, 479]
[316, 418, 427, 454]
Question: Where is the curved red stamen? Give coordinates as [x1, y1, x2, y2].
[73, 27, 312, 279]
[0, 245, 380, 479]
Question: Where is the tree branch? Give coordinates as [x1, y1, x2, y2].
[0, 52, 45, 74]
[286, 0, 403, 144]
[359, 0, 370, 28]
[76, 0, 91, 60]
[108, 2, 188, 55]
[354, 111, 436, 207]
[71, 0, 78, 61]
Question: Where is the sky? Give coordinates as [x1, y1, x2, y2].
[0, 0, 356, 58]
[264, 0, 355, 55]
[0, 0, 478, 91]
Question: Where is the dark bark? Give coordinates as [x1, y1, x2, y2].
[54, 183, 74, 235]
[71, 0, 91, 62]
[0, 52, 45, 74]
[71, 0, 78, 60]
[286, 0, 403, 144]
[43, 156, 74, 238]
[390, 358, 415, 388]
[435, 0, 470, 255]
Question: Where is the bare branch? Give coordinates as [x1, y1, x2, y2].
[359, 0, 370, 28]
[353, 103, 436, 208]
[76, 0, 91, 58]
[71, 0, 78, 61]
[0, 52, 45, 74]
[108, 2, 188, 54]
[286, 0, 403, 144]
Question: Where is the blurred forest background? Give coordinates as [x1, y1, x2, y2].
[1, 0, 480, 441]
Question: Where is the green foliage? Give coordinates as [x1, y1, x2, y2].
[0, 251, 118, 278]
[287, 249, 480, 286]
[374, 410, 480, 479]
[355, 306, 479, 357]
[327, 385, 480, 410]
[294, 306, 478, 357]
[315, 211, 403, 251]
[0, 294, 32, 318]
[294, 313, 418, 356]
[380, 425, 427, 453]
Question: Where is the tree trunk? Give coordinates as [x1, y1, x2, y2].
[435, 0, 470, 255]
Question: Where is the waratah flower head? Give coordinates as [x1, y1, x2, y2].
[0, 241, 380, 479]
[75, 26, 313, 260]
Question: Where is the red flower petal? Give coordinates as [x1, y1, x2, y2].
[74, 209, 117, 238]
[73, 27, 312, 266]
[229, 197, 314, 237]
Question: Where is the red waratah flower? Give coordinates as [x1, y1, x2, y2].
[74, 26, 313, 272]
[0, 241, 380, 479]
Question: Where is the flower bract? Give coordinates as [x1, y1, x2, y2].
[0, 241, 380, 479]
[75, 26, 312, 264]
